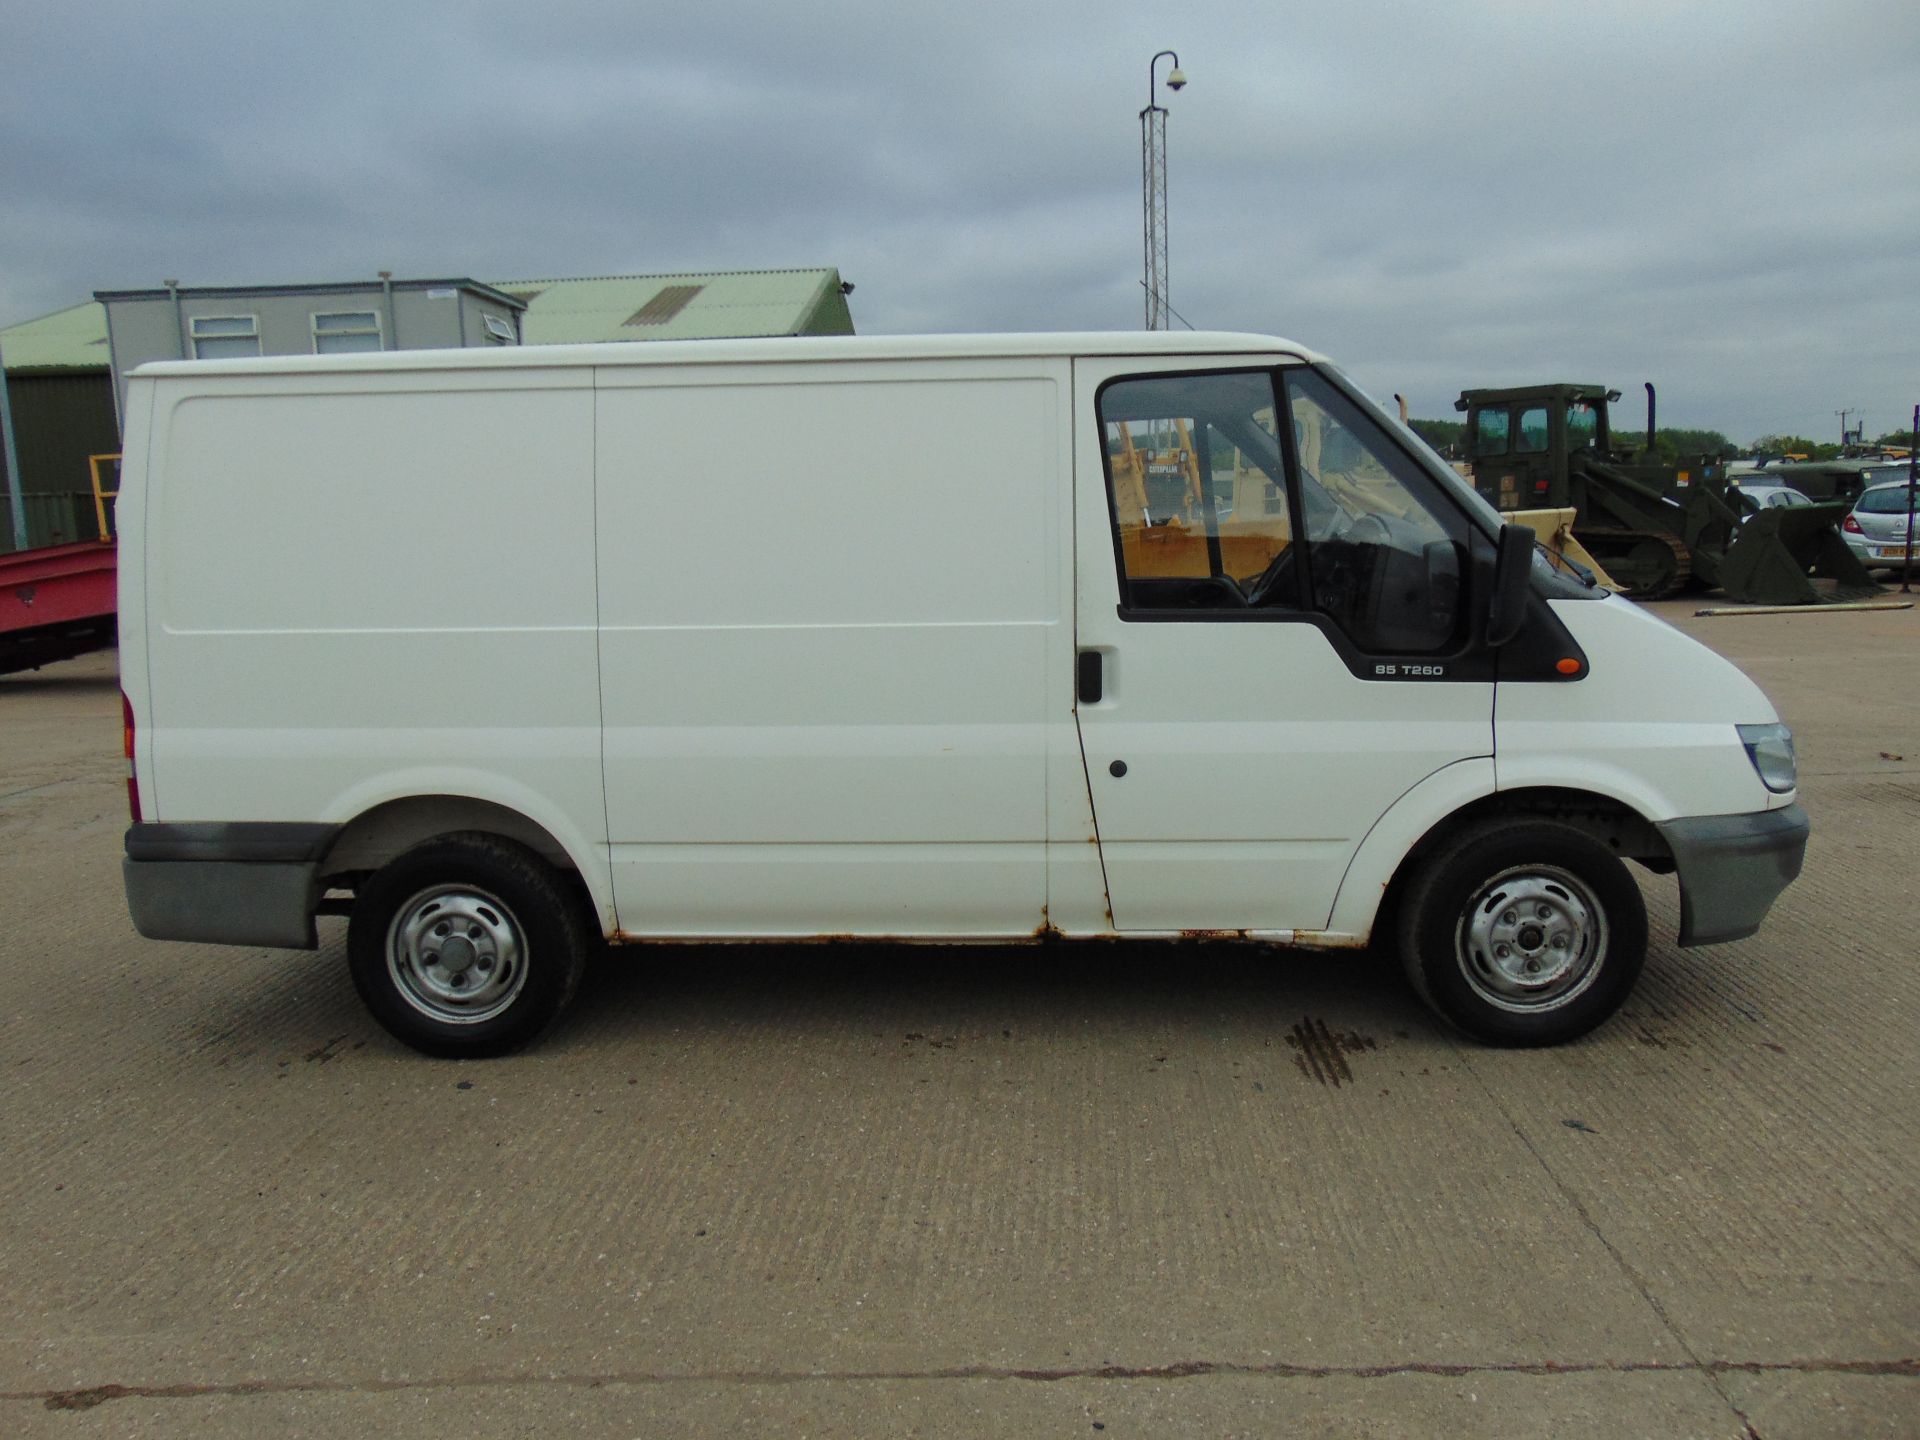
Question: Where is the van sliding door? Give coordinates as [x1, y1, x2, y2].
[593, 361, 1063, 938]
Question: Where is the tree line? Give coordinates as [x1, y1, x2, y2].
[1407, 416, 1909, 462]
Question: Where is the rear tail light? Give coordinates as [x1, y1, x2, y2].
[1842, 515, 1862, 534]
[121, 689, 141, 823]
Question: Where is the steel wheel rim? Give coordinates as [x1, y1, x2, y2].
[386, 884, 528, 1025]
[1455, 864, 1607, 1013]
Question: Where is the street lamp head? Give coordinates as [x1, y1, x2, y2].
[1165, 66, 1187, 91]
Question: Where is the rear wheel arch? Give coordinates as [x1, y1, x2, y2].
[323, 795, 572, 877]
[319, 795, 607, 926]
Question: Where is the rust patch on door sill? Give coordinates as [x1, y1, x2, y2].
[1288, 930, 1372, 950]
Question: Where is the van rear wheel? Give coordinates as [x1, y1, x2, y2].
[348, 833, 589, 1057]
[1397, 819, 1647, 1046]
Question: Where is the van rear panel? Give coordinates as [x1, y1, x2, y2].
[133, 368, 607, 890]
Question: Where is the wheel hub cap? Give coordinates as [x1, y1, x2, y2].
[438, 935, 478, 975]
[1457, 866, 1607, 1013]
[386, 885, 528, 1025]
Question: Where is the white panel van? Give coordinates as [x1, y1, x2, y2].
[116, 334, 1808, 1055]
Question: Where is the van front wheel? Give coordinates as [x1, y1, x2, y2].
[348, 833, 589, 1057]
[1397, 820, 1647, 1046]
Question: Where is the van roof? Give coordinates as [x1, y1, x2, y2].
[129, 330, 1324, 380]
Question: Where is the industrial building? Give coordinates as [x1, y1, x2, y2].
[0, 267, 855, 552]
[92, 278, 528, 420]
[499, 269, 855, 344]
[0, 303, 119, 551]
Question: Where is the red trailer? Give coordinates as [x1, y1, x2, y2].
[0, 538, 117, 675]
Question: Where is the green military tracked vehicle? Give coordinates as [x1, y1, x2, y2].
[1455, 383, 1877, 604]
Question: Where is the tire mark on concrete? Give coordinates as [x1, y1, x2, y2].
[1284, 1016, 1375, 1087]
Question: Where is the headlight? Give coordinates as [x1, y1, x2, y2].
[1737, 722, 1797, 794]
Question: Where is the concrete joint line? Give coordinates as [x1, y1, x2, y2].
[12, 1358, 1920, 1412]
[0, 778, 86, 805]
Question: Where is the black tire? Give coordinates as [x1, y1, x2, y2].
[348, 832, 590, 1058]
[1396, 819, 1647, 1046]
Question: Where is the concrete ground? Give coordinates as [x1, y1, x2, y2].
[1, 598, 1915, 1439]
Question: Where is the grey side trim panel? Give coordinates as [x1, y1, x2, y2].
[124, 859, 321, 950]
[126, 822, 339, 864]
[1656, 803, 1809, 947]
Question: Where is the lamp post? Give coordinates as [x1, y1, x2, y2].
[1141, 50, 1187, 330]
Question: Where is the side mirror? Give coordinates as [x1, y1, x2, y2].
[1487, 523, 1535, 647]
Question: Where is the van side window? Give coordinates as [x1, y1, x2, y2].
[1098, 371, 1301, 612]
[1283, 370, 1470, 654]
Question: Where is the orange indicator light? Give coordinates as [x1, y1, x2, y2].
[1556, 658, 1581, 675]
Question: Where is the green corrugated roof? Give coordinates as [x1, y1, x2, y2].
[498, 268, 853, 343]
[0, 301, 111, 372]
[3, 267, 854, 372]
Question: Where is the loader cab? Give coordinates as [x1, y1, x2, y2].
[1456, 384, 1619, 513]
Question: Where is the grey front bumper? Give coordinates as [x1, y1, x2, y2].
[123, 823, 340, 951]
[1655, 803, 1809, 947]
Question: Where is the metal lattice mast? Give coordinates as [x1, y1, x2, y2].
[1139, 51, 1185, 331]
[1141, 105, 1169, 330]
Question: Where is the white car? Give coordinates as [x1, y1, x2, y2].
[1844, 479, 1920, 571]
[1732, 482, 1816, 520]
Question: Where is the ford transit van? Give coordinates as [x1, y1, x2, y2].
[116, 333, 1807, 1055]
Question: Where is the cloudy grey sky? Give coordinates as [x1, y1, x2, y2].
[3, 0, 1916, 441]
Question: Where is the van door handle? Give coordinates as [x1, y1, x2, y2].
[1076, 650, 1104, 705]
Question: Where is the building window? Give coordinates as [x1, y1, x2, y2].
[190, 315, 260, 359]
[312, 311, 383, 354]
[482, 314, 517, 344]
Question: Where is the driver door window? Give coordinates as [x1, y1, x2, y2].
[1098, 367, 1473, 656]
[1099, 370, 1300, 612]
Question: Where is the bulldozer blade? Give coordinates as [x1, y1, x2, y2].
[1806, 525, 1880, 589]
[1717, 504, 1883, 605]
[1497, 506, 1620, 590]
[1678, 483, 1742, 588]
